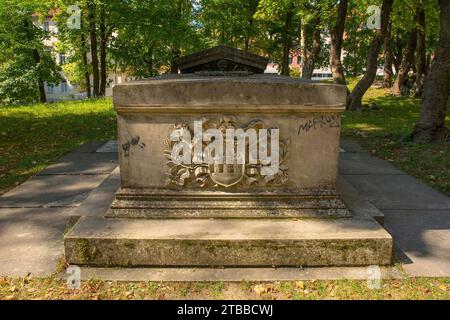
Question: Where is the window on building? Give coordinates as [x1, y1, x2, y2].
[43, 21, 50, 31]
[288, 57, 293, 65]
[46, 84, 54, 94]
[61, 81, 68, 93]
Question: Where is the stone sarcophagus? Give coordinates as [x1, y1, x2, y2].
[110, 73, 350, 219]
[65, 46, 392, 268]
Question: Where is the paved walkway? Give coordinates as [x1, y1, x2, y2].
[0, 140, 449, 278]
[340, 140, 450, 277]
[0, 142, 118, 277]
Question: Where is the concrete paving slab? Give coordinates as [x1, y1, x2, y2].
[339, 153, 405, 175]
[384, 210, 450, 277]
[343, 174, 450, 210]
[96, 141, 118, 153]
[337, 176, 385, 225]
[38, 152, 117, 175]
[64, 167, 120, 219]
[340, 140, 370, 154]
[0, 208, 69, 277]
[74, 141, 108, 153]
[0, 174, 108, 208]
[63, 266, 402, 282]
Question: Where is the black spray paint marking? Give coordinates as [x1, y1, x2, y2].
[298, 116, 340, 135]
[122, 136, 146, 157]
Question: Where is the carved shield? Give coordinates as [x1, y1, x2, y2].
[209, 163, 245, 188]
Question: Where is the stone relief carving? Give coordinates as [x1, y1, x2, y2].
[164, 117, 289, 189]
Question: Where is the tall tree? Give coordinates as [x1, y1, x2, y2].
[330, 0, 348, 86]
[412, 3, 427, 97]
[80, 14, 91, 98]
[280, 3, 295, 76]
[347, 0, 394, 111]
[382, 23, 394, 87]
[87, 0, 99, 97]
[255, 0, 299, 75]
[300, 16, 321, 80]
[412, 0, 450, 142]
[391, 28, 417, 95]
[99, 1, 107, 96]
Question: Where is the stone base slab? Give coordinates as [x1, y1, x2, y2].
[106, 188, 352, 219]
[65, 216, 392, 267]
[60, 266, 402, 282]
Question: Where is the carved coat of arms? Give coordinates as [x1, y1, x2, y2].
[164, 117, 289, 189]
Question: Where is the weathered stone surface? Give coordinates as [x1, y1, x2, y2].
[69, 61, 392, 269]
[113, 75, 347, 198]
[65, 215, 392, 267]
[67, 266, 402, 282]
[106, 188, 351, 219]
[111, 73, 349, 220]
[113, 75, 347, 111]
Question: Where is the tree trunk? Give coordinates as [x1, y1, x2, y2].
[33, 49, 46, 103]
[280, 7, 294, 76]
[244, 0, 259, 52]
[300, 23, 308, 76]
[383, 23, 394, 88]
[24, 19, 46, 103]
[393, 36, 404, 74]
[413, 6, 427, 98]
[330, 0, 348, 86]
[88, 0, 100, 98]
[392, 25, 418, 95]
[170, 1, 183, 74]
[80, 15, 91, 98]
[99, 4, 107, 97]
[412, 0, 450, 143]
[347, 0, 393, 111]
[244, 16, 254, 52]
[301, 18, 321, 80]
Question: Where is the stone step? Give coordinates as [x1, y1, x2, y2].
[106, 188, 352, 219]
[65, 216, 392, 267]
[106, 199, 351, 219]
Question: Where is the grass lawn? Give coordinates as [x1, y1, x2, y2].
[0, 99, 116, 194]
[342, 80, 450, 197]
[0, 85, 449, 300]
[0, 276, 449, 300]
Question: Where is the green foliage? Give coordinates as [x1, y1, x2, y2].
[198, 0, 261, 50]
[0, 0, 445, 102]
[0, 0, 61, 105]
[109, 0, 203, 77]
[289, 66, 300, 77]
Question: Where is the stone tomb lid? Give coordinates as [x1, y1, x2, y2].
[113, 74, 348, 114]
[176, 45, 269, 74]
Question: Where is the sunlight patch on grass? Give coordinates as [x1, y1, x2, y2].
[346, 123, 384, 132]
